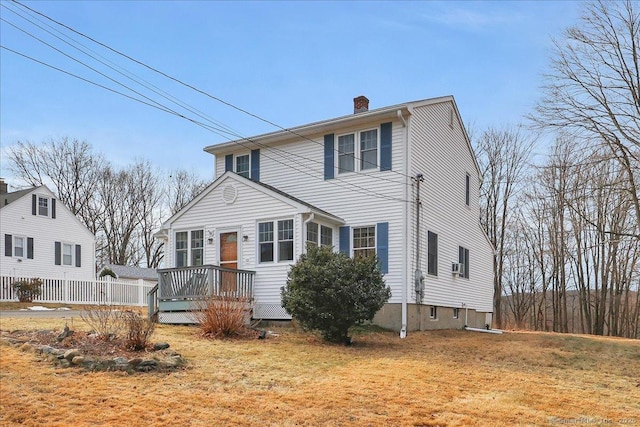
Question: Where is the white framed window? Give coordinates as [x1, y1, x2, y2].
[191, 230, 204, 266]
[459, 246, 470, 279]
[320, 225, 333, 247]
[353, 226, 375, 259]
[38, 196, 49, 216]
[306, 222, 333, 249]
[236, 154, 250, 178]
[62, 243, 73, 266]
[258, 219, 294, 263]
[427, 231, 438, 276]
[430, 306, 438, 319]
[306, 222, 319, 248]
[338, 134, 355, 173]
[14, 236, 25, 258]
[360, 129, 378, 170]
[465, 173, 471, 206]
[453, 308, 460, 319]
[338, 129, 379, 174]
[278, 219, 294, 262]
[175, 229, 203, 267]
[259, 222, 274, 263]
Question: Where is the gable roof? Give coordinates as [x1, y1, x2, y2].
[156, 171, 344, 237]
[203, 95, 455, 154]
[1, 186, 40, 209]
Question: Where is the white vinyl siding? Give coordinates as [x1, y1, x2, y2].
[409, 101, 493, 312]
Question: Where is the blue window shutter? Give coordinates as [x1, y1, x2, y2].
[51, 199, 56, 219]
[380, 122, 392, 171]
[54, 242, 61, 265]
[5, 234, 12, 257]
[27, 237, 34, 259]
[250, 149, 260, 181]
[225, 154, 233, 172]
[324, 134, 335, 180]
[339, 226, 350, 255]
[377, 222, 389, 274]
[32, 194, 37, 215]
[75, 244, 81, 267]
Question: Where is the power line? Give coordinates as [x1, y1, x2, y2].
[1, 45, 410, 203]
[10, 0, 415, 183]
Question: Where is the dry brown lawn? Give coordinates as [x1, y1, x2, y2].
[0, 315, 638, 427]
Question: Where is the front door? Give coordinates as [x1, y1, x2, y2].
[219, 232, 238, 293]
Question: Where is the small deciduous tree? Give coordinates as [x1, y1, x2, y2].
[281, 245, 391, 344]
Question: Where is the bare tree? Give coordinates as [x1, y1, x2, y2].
[532, 0, 640, 237]
[474, 126, 533, 329]
[167, 169, 208, 215]
[6, 138, 104, 225]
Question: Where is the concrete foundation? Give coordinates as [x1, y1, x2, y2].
[372, 303, 491, 332]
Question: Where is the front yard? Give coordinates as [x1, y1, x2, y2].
[0, 314, 638, 426]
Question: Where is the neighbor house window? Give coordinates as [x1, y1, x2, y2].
[38, 196, 49, 216]
[465, 174, 471, 206]
[62, 243, 73, 266]
[338, 134, 355, 173]
[459, 246, 470, 279]
[427, 231, 438, 276]
[14, 236, 25, 258]
[353, 226, 375, 259]
[236, 155, 250, 178]
[430, 306, 438, 319]
[453, 308, 460, 319]
[259, 219, 294, 263]
[175, 232, 188, 268]
[258, 222, 274, 263]
[306, 222, 333, 249]
[191, 230, 204, 266]
[278, 220, 294, 262]
[360, 129, 378, 170]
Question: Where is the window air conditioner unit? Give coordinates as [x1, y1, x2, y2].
[452, 263, 462, 276]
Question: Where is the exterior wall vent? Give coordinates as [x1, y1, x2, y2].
[222, 185, 237, 205]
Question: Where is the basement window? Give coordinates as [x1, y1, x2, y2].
[429, 306, 438, 320]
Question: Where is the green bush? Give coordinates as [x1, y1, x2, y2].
[12, 278, 42, 302]
[99, 267, 117, 279]
[281, 245, 391, 344]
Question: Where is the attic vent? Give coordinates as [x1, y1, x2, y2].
[222, 185, 237, 205]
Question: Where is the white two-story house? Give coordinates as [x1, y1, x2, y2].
[0, 181, 96, 281]
[155, 95, 494, 333]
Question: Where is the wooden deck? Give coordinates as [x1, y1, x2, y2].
[148, 265, 255, 324]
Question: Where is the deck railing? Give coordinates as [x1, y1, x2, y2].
[157, 265, 254, 301]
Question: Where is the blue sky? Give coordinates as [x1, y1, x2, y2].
[0, 1, 583, 183]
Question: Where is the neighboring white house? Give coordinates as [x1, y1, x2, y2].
[155, 95, 494, 332]
[0, 181, 96, 281]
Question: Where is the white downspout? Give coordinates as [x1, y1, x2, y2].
[399, 109, 408, 339]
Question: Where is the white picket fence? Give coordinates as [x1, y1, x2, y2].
[0, 275, 156, 307]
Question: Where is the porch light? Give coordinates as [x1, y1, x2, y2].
[243, 235, 249, 242]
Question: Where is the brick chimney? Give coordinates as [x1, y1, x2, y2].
[0, 179, 7, 195]
[353, 95, 369, 114]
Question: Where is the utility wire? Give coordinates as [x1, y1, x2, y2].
[10, 0, 415, 183]
[1, 44, 410, 203]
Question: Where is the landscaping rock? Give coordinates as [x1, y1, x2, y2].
[71, 356, 85, 365]
[63, 349, 81, 361]
[153, 342, 170, 351]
